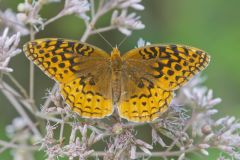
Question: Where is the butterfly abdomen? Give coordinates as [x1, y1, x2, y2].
[111, 48, 122, 103]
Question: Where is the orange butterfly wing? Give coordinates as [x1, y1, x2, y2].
[118, 45, 210, 122]
[24, 38, 113, 118]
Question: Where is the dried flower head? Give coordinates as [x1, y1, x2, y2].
[4, 117, 35, 160]
[16, 0, 45, 31]
[0, 28, 21, 72]
[62, 0, 90, 21]
[111, 10, 145, 36]
[212, 116, 240, 159]
[0, 9, 29, 35]
[118, 0, 145, 10]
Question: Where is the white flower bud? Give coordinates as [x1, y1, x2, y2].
[178, 153, 185, 160]
[13, 117, 27, 130]
[206, 109, 218, 116]
[131, 3, 144, 10]
[17, 3, 26, 12]
[201, 124, 212, 135]
[208, 98, 222, 106]
[204, 133, 215, 142]
[17, 13, 28, 23]
[139, 146, 152, 155]
[17, 2, 32, 12]
[136, 139, 153, 149]
[200, 149, 209, 156]
[227, 117, 236, 126]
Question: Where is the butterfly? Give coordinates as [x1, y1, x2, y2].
[23, 38, 210, 122]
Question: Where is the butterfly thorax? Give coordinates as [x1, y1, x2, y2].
[111, 48, 122, 104]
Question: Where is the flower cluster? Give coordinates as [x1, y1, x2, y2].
[104, 129, 153, 159]
[5, 117, 36, 160]
[41, 123, 106, 159]
[209, 116, 240, 159]
[111, 10, 145, 36]
[0, 9, 29, 35]
[111, 0, 145, 36]
[0, 28, 21, 72]
[62, 0, 90, 21]
[171, 75, 240, 159]
[16, 0, 44, 31]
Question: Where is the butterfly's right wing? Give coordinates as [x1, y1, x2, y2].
[118, 44, 210, 122]
[23, 38, 113, 118]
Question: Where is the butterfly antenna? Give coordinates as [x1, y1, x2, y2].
[90, 24, 114, 49]
[118, 21, 143, 48]
[118, 35, 129, 48]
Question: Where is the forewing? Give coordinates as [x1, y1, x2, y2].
[23, 38, 113, 118]
[23, 38, 110, 83]
[122, 44, 210, 91]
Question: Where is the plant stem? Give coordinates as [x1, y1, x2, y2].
[5, 73, 29, 98]
[0, 140, 39, 153]
[1, 82, 42, 138]
[59, 113, 65, 141]
[43, 12, 64, 27]
[92, 146, 198, 157]
[90, 26, 116, 35]
[90, 0, 95, 18]
[41, 83, 58, 111]
[80, 0, 110, 42]
[29, 26, 35, 102]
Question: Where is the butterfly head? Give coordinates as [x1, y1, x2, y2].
[111, 47, 121, 57]
[111, 47, 122, 69]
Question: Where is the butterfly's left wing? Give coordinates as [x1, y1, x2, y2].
[24, 38, 113, 119]
[118, 44, 210, 122]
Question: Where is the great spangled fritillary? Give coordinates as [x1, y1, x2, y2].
[23, 38, 210, 122]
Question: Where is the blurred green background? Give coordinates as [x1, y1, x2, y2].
[1, 0, 240, 159]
